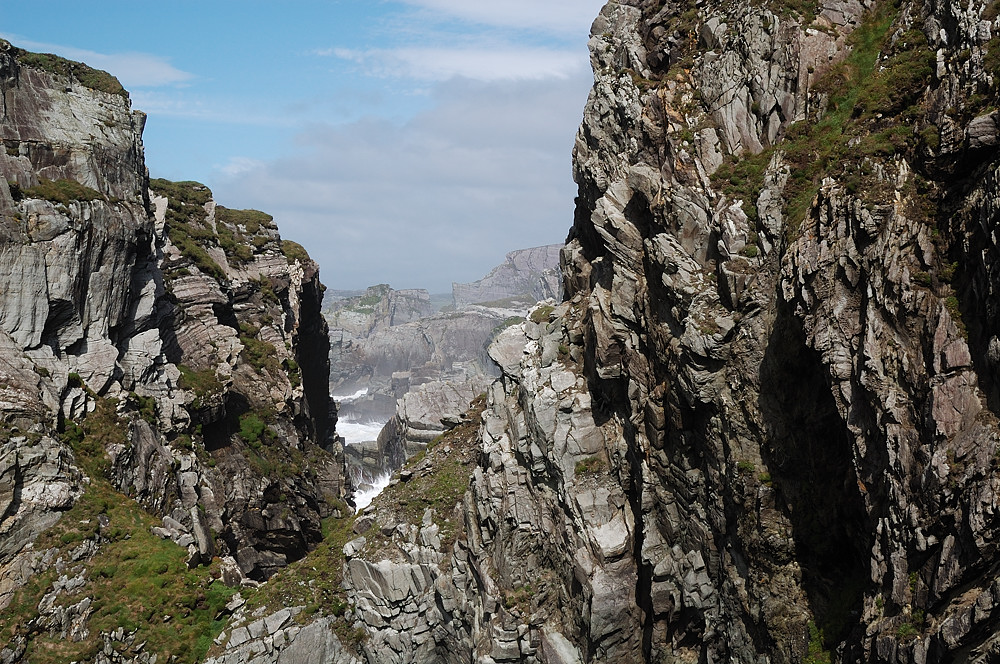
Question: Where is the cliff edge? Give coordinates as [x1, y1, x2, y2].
[0, 40, 345, 663]
[208, 0, 1000, 662]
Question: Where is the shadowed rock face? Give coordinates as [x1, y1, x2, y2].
[215, 0, 1000, 662]
[0, 39, 346, 622]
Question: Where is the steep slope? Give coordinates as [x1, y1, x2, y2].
[0, 41, 345, 663]
[458, 0, 1000, 660]
[209, 0, 1000, 663]
[451, 244, 563, 308]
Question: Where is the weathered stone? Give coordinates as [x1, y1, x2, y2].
[343, 536, 366, 559]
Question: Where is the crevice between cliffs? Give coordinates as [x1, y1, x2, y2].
[759, 301, 873, 653]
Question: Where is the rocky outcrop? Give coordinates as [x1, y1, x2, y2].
[328, 288, 506, 404]
[372, 375, 490, 472]
[206, 603, 362, 664]
[451, 244, 563, 308]
[329, 251, 561, 483]
[0, 41, 346, 661]
[270, 0, 1000, 662]
[327, 281, 531, 487]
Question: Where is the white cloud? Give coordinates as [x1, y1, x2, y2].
[2, 35, 192, 88]
[212, 75, 593, 293]
[216, 157, 265, 178]
[397, 0, 608, 36]
[130, 91, 293, 127]
[329, 46, 586, 81]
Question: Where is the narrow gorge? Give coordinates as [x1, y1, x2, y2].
[3, 0, 1000, 660]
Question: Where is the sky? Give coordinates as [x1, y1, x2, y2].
[1, 0, 606, 293]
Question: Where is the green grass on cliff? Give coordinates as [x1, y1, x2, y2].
[150, 179, 228, 280]
[216, 206, 276, 234]
[9, 44, 127, 98]
[1, 400, 234, 664]
[234, 397, 486, 656]
[177, 364, 225, 409]
[238, 322, 283, 377]
[711, 1, 935, 234]
[14, 178, 107, 206]
[150, 179, 286, 275]
[281, 239, 311, 264]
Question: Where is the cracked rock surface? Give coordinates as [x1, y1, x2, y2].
[264, 0, 1000, 661]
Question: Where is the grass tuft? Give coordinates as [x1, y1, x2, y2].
[15, 48, 127, 98]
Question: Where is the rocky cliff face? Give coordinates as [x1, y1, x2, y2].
[451, 244, 563, 308]
[0, 41, 344, 663]
[327, 266, 559, 486]
[212, 0, 1000, 662]
[7, 0, 1000, 659]
[450, 0, 1000, 659]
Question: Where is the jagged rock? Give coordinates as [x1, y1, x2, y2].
[208, 607, 361, 664]
[451, 244, 562, 307]
[343, 536, 366, 558]
[0, 42, 348, 657]
[288, 0, 1000, 662]
[373, 377, 491, 473]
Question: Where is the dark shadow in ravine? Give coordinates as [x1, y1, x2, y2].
[758, 300, 872, 656]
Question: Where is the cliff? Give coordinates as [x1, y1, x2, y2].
[0, 41, 345, 663]
[327, 251, 561, 486]
[451, 244, 563, 308]
[211, 0, 1000, 662]
[7, 0, 1000, 659]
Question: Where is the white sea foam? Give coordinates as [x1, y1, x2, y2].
[353, 472, 392, 511]
[333, 387, 369, 402]
[337, 419, 385, 446]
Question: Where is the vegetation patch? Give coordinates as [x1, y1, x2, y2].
[530, 304, 556, 324]
[281, 240, 311, 264]
[3, 401, 234, 664]
[177, 365, 224, 409]
[238, 413, 267, 447]
[804, 621, 832, 664]
[13, 46, 127, 98]
[283, 358, 302, 389]
[711, 2, 935, 234]
[944, 295, 967, 337]
[150, 179, 227, 280]
[127, 392, 157, 425]
[20, 178, 106, 206]
[150, 180, 274, 274]
[215, 207, 277, 265]
[239, 324, 283, 377]
[575, 455, 606, 475]
[215, 207, 275, 234]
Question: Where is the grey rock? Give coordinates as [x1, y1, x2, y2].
[967, 112, 999, 149]
[343, 536, 367, 559]
[452, 244, 562, 307]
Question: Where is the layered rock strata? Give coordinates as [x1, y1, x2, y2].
[0, 41, 345, 661]
[451, 244, 563, 308]
[256, 0, 1000, 662]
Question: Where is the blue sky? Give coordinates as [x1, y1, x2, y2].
[2, 0, 606, 292]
